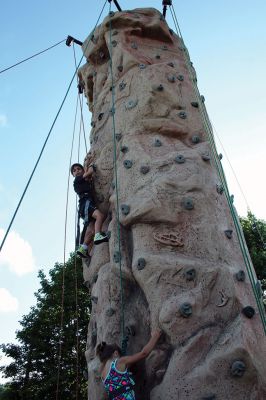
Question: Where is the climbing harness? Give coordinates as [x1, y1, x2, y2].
[169, 2, 266, 333]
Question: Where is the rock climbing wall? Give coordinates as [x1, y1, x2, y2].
[78, 8, 266, 400]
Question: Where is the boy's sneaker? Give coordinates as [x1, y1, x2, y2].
[76, 246, 88, 258]
[94, 232, 109, 245]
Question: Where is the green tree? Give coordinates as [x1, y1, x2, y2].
[0, 254, 90, 400]
[240, 211, 266, 302]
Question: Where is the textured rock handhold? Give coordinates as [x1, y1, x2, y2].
[137, 258, 146, 270]
[202, 153, 211, 161]
[123, 160, 133, 169]
[115, 133, 122, 141]
[216, 184, 224, 194]
[216, 290, 229, 307]
[109, 106, 115, 115]
[91, 296, 98, 304]
[235, 270, 245, 282]
[185, 268, 196, 281]
[177, 74, 184, 81]
[219, 153, 223, 160]
[201, 395, 216, 400]
[112, 40, 117, 47]
[125, 99, 138, 110]
[98, 112, 104, 121]
[242, 306, 255, 319]
[230, 194, 234, 203]
[201, 95, 205, 102]
[178, 111, 187, 119]
[117, 65, 123, 72]
[175, 154, 186, 164]
[131, 42, 138, 49]
[119, 81, 126, 91]
[169, 28, 174, 35]
[154, 138, 162, 147]
[230, 360, 246, 377]
[191, 101, 199, 108]
[168, 62, 174, 67]
[113, 251, 121, 263]
[191, 135, 200, 144]
[153, 84, 164, 91]
[121, 145, 129, 153]
[167, 75, 176, 83]
[91, 121, 95, 128]
[106, 308, 115, 317]
[182, 197, 194, 210]
[162, 45, 168, 50]
[224, 229, 233, 239]
[179, 302, 192, 318]
[140, 165, 150, 174]
[112, 30, 118, 36]
[155, 54, 161, 59]
[139, 63, 146, 69]
[154, 231, 184, 247]
[121, 204, 130, 215]
[109, 11, 115, 17]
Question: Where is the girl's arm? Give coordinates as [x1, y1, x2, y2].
[116, 329, 162, 370]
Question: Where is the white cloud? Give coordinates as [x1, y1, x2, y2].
[0, 114, 7, 127]
[0, 229, 36, 276]
[0, 288, 18, 312]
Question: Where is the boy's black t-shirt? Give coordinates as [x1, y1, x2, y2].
[73, 175, 93, 199]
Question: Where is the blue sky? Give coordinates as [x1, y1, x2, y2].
[0, 0, 266, 377]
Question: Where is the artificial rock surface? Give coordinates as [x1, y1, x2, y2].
[78, 8, 266, 400]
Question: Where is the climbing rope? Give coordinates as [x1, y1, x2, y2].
[0, 0, 108, 255]
[169, 3, 266, 333]
[0, 39, 66, 75]
[108, 2, 127, 354]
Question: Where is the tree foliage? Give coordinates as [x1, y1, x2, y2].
[0, 254, 91, 400]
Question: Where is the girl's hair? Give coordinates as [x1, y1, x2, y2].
[96, 342, 122, 363]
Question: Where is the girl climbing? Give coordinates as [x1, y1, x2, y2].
[96, 329, 162, 399]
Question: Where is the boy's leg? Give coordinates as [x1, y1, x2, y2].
[77, 221, 95, 259]
[92, 209, 108, 245]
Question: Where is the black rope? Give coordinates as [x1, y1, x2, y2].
[0, 39, 66, 75]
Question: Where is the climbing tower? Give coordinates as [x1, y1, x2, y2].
[78, 7, 266, 400]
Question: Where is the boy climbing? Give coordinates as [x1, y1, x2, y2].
[71, 160, 108, 258]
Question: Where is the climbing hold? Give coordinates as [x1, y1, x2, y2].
[224, 230, 233, 239]
[153, 84, 164, 91]
[117, 65, 123, 72]
[191, 102, 199, 108]
[112, 40, 117, 47]
[115, 133, 122, 141]
[99, 51, 105, 60]
[137, 258, 146, 270]
[110, 85, 114, 92]
[131, 42, 138, 49]
[109, 107, 115, 115]
[169, 28, 174, 35]
[112, 30, 118, 36]
[140, 165, 150, 174]
[91, 121, 95, 128]
[113, 251, 121, 263]
[167, 75, 176, 83]
[155, 54, 161, 59]
[154, 138, 162, 147]
[177, 74, 184, 81]
[119, 81, 126, 91]
[98, 112, 104, 121]
[230, 360, 246, 377]
[216, 290, 229, 307]
[109, 11, 115, 17]
[159, 14, 165, 21]
[126, 326, 136, 336]
[161, 45, 168, 50]
[219, 153, 223, 160]
[202, 153, 211, 161]
[216, 184, 224, 194]
[201, 95, 205, 103]
[201, 395, 216, 400]
[230, 195, 234, 203]
[123, 160, 133, 169]
[139, 63, 146, 69]
[242, 306, 255, 319]
[191, 135, 200, 144]
[185, 268, 196, 281]
[106, 308, 115, 317]
[182, 198, 194, 210]
[168, 62, 174, 67]
[178, 111, 187, 119]
[179, 302, 192, 318]
[175, 154, 186, 164]
[121, 204, 130, 215]
[120, 145, 129, 153]
[91, 296, 98, 304]
[125, 99, 138, 110]
[235, 270, 245, 282]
